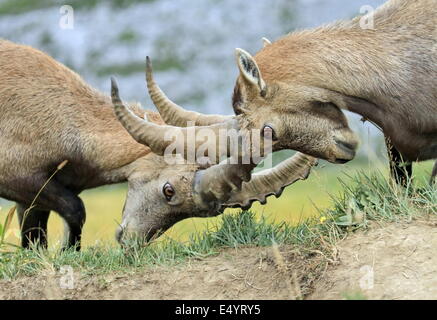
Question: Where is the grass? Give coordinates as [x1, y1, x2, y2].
[327, 170, 436, 223]
[0, 211, 310, 279]
[0, 164, 435, 280]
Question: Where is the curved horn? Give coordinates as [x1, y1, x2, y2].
[146, 56, 233, 127]
[111, 77, 238, 161]
[194, 159, 256, 205]
[222, 153, 317, 209]
[262, 37, 272, 47]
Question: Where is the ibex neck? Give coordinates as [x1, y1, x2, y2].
[255, 2, 432, 117]
[258, 29, 401, 107]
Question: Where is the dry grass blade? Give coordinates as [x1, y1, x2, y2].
[21, 160, 68, 230]
[4, 206, 16, 233]
[57, 160, 69, 170]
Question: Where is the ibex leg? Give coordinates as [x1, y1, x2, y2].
[17, 203, 50, 249]
[385, 136, 412, 187]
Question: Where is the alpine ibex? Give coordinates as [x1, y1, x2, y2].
[230, 0, 436, 183]
[149, 0, 436, 184]
[0, 39, 315, 250]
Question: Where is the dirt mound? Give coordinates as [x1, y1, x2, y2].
[0, 219, 436, 300]
[310, 219, 437, 300]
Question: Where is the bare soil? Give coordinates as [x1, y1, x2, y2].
[1, 219, 436, 300]
[310, 218, 437, 300]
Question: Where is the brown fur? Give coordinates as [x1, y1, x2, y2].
[0, 39, 300, 248]
[0, 39, 204, 248]
[0, 39, 151, 187]
[232, 0, 436, 163]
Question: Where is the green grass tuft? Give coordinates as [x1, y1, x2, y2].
[325, 170, 436, 224]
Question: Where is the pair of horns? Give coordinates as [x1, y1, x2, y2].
[111, 77, 238, 163]
[146, 57, 233, 127]
[111, 52, 317, 210]
[144, 36, 272, 128]
[145, 34, 271, 127]
[194, 152, 317, 212]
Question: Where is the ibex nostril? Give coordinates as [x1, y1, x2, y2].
[333, 138, 357, 163]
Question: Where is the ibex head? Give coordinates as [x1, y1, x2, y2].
[231, 44, 359, 164]
[110, 76, 316, 245]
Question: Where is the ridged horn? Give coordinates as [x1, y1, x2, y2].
[194, 159, 257, 207]
[222, 153, 317, 210]
[145, 56, 233, 127]
[111, 77, 238, 161]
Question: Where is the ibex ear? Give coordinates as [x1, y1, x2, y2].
[261, 37, 272, 48]
[235, 48, 267, 96]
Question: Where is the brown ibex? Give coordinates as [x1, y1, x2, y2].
[147, 0, 436, 184]
[0, 39, 315, 250]
[230, 0, 436, 183]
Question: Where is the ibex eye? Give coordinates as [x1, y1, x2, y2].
[162, 182, 175, 201]
[262, 125, 277, 141]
